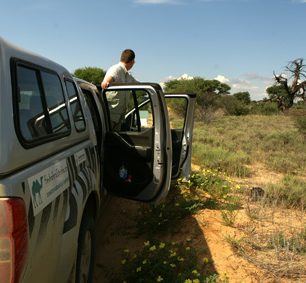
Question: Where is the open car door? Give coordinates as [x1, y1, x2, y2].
[120, 91, 196, 180]
[102, 83, 172, 203]
[164, 93, 196, 179]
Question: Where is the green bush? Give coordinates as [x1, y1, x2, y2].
[249, 101, 279, 115]
[218, 95, 249, 116]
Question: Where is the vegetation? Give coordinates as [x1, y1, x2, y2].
[94, 75, 306, 281]
[118, 170, 239, 283]
[265, 175, 306, 209]
[192, 115, 306, 176]
[163, 76, 285, 119]
[116, 114, 306, 282]
[73, 66, 105, 85]
[117, 240, 227, 283]
[164, 77, 230, 120]
[267, 58, 306, 111]
[136, 170, 240, 236]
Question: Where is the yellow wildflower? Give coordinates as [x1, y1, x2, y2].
[121, 259, 127, 265]
[192, 269, 200, 277]
[136, 266, 142, 272]
[221, 272, 229, 280]
[156, 275, 163, 282]
[142, 259, 147, 265]
[170, 263, 176, 268]
[193, 279, 200, 283]
[149, 245, 157, 251]
[159, 242, 166, 249]
[144, 241, 150, 247]
[202, 257, 209, 264]
[184, 279, 192, 283]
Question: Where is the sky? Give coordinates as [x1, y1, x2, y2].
[1, 0, 306, 100]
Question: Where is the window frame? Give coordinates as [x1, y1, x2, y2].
[64, 78, 86, 132]
[11, 58, 71, 148]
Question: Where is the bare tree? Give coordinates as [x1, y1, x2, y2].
[272, 58, 306, 110]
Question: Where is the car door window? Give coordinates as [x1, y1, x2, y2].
[106, 89, 153, 132]
[17, 66, 47, 139]
[65, 80, 86, 132]
[15, 64, 71, 144]
[41, 71, 70, 134]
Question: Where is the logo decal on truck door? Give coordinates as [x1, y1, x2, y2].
[28, 160, 70, 216]
[31, 176, 43, 207]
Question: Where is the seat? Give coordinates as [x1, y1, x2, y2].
[19, 109, 34, 139]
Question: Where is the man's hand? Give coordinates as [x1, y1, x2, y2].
[101, 81, 109, 89]
[101, 76, 112, 89]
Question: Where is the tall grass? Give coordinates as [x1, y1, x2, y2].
[265, 175, 306, 209]
[192, 115, 306, 176]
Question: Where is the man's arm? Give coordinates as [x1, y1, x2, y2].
[101, 75, 113, 89]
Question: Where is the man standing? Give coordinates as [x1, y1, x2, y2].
[101, 49, 137, 88]
[101, 49, 138, 130]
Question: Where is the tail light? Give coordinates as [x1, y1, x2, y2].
[0, 198, 28, 283]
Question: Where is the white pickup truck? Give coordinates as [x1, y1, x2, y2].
[0, 37, 195, 283]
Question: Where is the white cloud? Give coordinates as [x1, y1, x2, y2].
[160, 75, 176, 82]
[215, 75, 268, 100]
[214, 75, 230, 83]
[159, 74, 193, 90]
[178, 73, 194, 80]
[161, 74, 193, 82]
[231, 79, 258, 91]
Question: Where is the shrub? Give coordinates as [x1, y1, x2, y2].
[218, 95, 249, 116]
[249, 101, 279, 115]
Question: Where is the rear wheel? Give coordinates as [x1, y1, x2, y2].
[76, 213, 95, 283]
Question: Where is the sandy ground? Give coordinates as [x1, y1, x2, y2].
[92, 160, 306, 283]
[93, 196, 267, 283]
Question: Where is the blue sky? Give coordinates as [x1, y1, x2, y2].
[1, 0, 306, 100]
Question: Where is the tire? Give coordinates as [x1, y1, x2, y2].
[76, 213, 95, 283]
